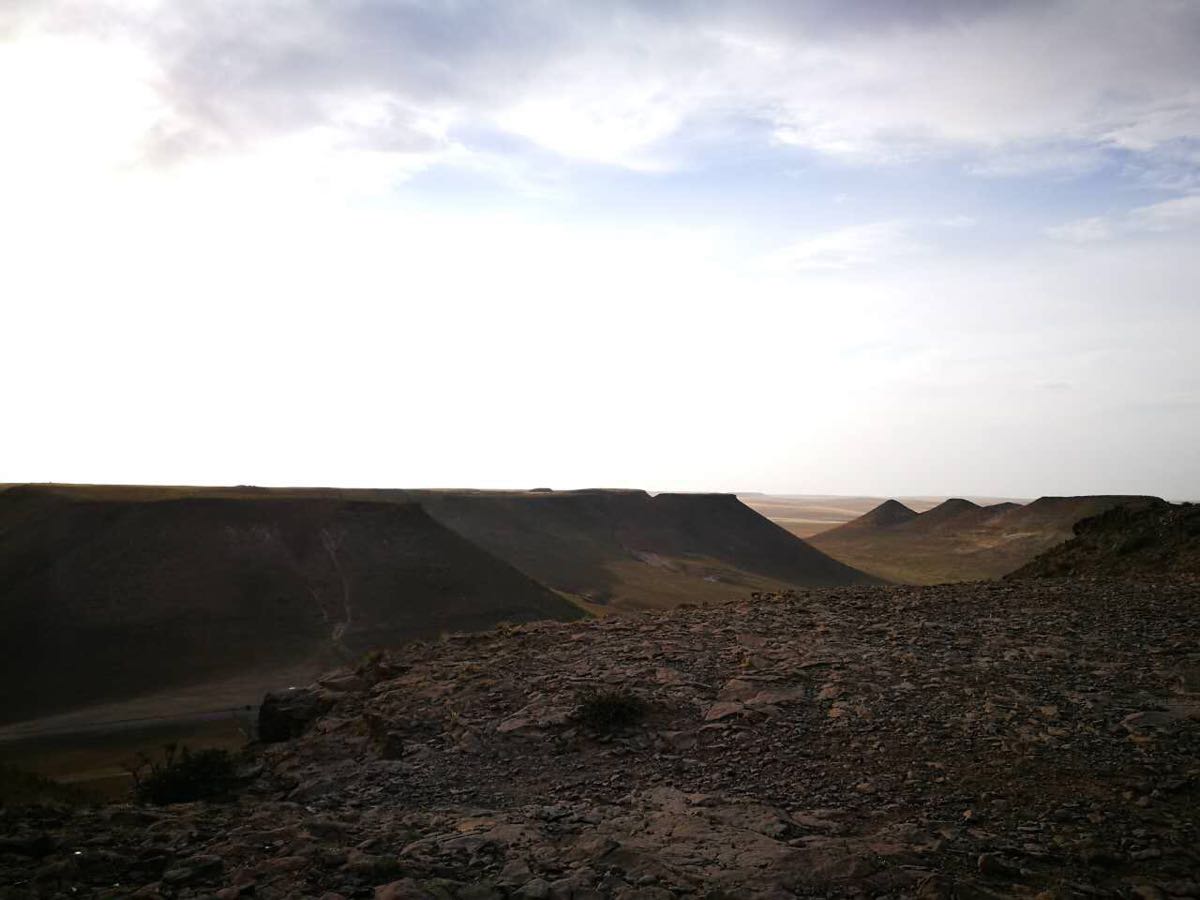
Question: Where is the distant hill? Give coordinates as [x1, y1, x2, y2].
[0, 489, 580, 725]
[1010, 499, 1200, 579]
[0, 484, 876, 726]
[739, 494, 1023, 538]
[907, 497, 981, 527]
[809, 495, 1160, 584]
[825, 498, 918, 533]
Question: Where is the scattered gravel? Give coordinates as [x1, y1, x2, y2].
[2, 577, 1198, 898]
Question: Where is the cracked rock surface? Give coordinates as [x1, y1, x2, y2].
[3, 578, 1198, 898]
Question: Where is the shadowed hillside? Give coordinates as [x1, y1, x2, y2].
[3, 485, 878, 610]
[0, 485, 875, 727]
[809, 494, 1159, 584]
[0, 488, 581, 725]
[392, 489, 880, 609]
[1010, 499, 1200, 578]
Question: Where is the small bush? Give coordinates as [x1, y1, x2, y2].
[356, 649, 388, 684]
[128, 743, 237, 805]
[358, 649, 384, 670]
[574, 688, 647, 732]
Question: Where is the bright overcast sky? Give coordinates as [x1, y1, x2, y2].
[2, 1, 1198, 498]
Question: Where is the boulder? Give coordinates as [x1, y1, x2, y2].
[258, 687, 332, 743]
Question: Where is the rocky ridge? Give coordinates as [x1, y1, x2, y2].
[2, 578, 1198, 898]
[1011, 501, 1200, 579]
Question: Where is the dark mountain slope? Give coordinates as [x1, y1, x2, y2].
[393, 489, 880, 608]
[1010, 499, 1200, 578]
[1, 486, 878, 610]
[0, 485, 877, 724]
[0, 491, 580, 725]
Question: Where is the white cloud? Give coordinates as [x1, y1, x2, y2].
[767, 215, 977, 272]
[740, 1, 1200, 172]
[767, 222, 919, 272]
[6, 1, 1200, 174]
[1128, 194, 1200, 232]
[2, 1, 1199, 497]
[965, 144, 1109, 178]
[1047, 194, 1200, 242]
[496, 94, 681, 172]
[1044, 216, 1114, 244]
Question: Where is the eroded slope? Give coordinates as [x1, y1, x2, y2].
[0, 490, 580, 725]
[2, 485, 879, 614]
[398, 489, 880, 609]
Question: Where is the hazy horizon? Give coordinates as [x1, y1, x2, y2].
[7, 482, 1191, 506]
[2, 1, 1198, 499]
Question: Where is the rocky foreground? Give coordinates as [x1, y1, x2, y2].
[3, 578, 1199, 899]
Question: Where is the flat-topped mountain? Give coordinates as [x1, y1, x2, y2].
[0, 484, 875, 727]
[386, 488, 878, 609]
[809, 494, 1161, 584]
[0, 489, 581, 725]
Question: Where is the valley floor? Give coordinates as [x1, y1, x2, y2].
[3, 577, 1198, 898]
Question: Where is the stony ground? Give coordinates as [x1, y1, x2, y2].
[3, 577, 1198, 899]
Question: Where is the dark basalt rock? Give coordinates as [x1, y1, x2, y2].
[258, 687, 332, 743]
[1011, 499, 1200, 578]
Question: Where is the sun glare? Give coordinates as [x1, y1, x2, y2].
[0, 35, 163, 191]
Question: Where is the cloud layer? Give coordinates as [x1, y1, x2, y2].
[9, 0, 1200, 176]
[1, 1, 1197, 497]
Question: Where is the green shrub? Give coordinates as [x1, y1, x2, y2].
[128, 743, 237, 805]
[573, 688, 647, 732]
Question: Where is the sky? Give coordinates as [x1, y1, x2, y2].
[1, 0, 1198, 499]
